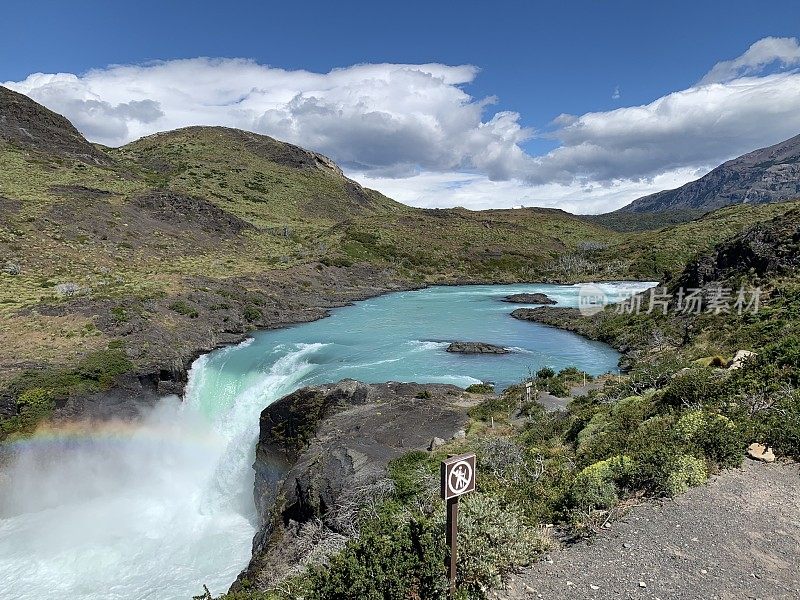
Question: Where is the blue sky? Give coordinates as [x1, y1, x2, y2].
[4, 1, 800, 212]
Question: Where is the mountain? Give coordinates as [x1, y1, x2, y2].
[617, 133, 800, 213]
[0, 86, 109, 164]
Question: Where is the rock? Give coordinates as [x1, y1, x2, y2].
[747, 443, 776, 463]
[446, 341, 510, 354]
[502, 293, 557, 305]
[2, 262, 20, 275]
[238, 380, 470, 590]
[590, 584, 600, 590]
[639, 581, 647, 588]
[429, 437, 446, 451]
[728, 350, 756, 370]
[452, 429, 466, 440]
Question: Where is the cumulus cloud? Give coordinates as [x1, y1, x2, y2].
[528, 71, 800, 186]
[4, 59, 531, 180]
[699, 36, 800, 84]
[4, 37, 800, 212]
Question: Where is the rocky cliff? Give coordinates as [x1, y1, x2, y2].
[236, 379, 473, 590]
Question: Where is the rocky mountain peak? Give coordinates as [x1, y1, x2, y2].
[0, 86, 109, 164]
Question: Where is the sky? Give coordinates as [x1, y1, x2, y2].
[3, 0, 800, 213]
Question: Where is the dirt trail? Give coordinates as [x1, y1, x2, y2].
[500, 460, 800, 600]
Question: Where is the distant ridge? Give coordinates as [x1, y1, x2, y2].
[0, 86, 109, 164]
[617, 133, 800, 213]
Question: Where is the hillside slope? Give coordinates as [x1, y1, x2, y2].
[617, 133, 800, 213]
[2, 86, 799, 440]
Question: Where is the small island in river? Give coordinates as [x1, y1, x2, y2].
[501, 293, 557, 305]
[446, 341, 510, 354]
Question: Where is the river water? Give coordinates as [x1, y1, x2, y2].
[0, 282, 651, 599]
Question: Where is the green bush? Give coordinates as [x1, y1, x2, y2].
[544, 377, 569, 398]
[469, 395, 515, 422]
[443, 493, 550, 597]
[307, 511, 445, 600]
[567, 455, 633, 514]
[661, 368, 719, 408]
[465, 383, 494, 394]
[665, 455, 707, 496]
[170, 300, 199, 318]
[243, 305, 262, 322]
[76, 349, 133, 385]
[536, 367, 555, 379]
[15, 387, 55, 432]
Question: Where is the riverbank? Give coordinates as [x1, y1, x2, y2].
[1, 273, 649, 440]
[0, 262, 420, 438]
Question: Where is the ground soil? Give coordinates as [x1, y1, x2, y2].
[500, 460, 800, 600]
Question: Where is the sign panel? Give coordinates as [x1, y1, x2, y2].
[440, 453, 476, 500]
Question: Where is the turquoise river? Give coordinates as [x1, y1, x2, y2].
[0, 282, 652, 599]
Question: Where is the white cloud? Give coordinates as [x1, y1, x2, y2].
[699, 36, 800, 84]
[4, 37, 800, 213]
[528, 71, 800, 186]
[351, 167, 704, 213]
[612, 85, 620, 100]
[5, 59, 530, 181]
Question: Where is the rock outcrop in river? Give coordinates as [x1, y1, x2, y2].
[236, 379, 473, 590]
[501, 293, 556, 304]
[447, 341, 510, 354]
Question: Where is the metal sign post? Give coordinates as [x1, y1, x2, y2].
[440, 453, 476, 598]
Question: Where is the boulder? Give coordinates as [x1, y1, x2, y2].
[747, 443, 776, 463]
[502, 293, 557, 305]
[728, 350, 756, 370]
[429, 437, 446, 451]
[446, 341, 510, 354]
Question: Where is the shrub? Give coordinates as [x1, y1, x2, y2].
[447, 494, 550, 596]
[674, 410, 705, 442]
[544, 377, 569, 398]
[75, 349, 133, 385]
[536, 367, 555, 379]
[660, 368, 719, 408]
[243, 305, 262, 322]
[15, 387, 55, 432]
[665, 455, 707, 496]
[469, 395, 515, 422]
[170, 300, 199, 318]
[675, 410, 744, 468]
[466, 383, 494, 394]
[694, 414, 744, 468]
[307, 511, 445, 600]
[567, 455, 633, 514]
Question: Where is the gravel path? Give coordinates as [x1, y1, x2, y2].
[500, 460, 800, 600]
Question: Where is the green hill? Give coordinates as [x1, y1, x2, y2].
[1, 85, 798, 437]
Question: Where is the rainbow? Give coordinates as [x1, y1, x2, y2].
[2, 419, 224, 456]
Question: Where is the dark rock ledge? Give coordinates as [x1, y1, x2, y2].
[501, 293, 557, 305]
[447, 341, 510, 354]
[234, 379, 474, 591]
